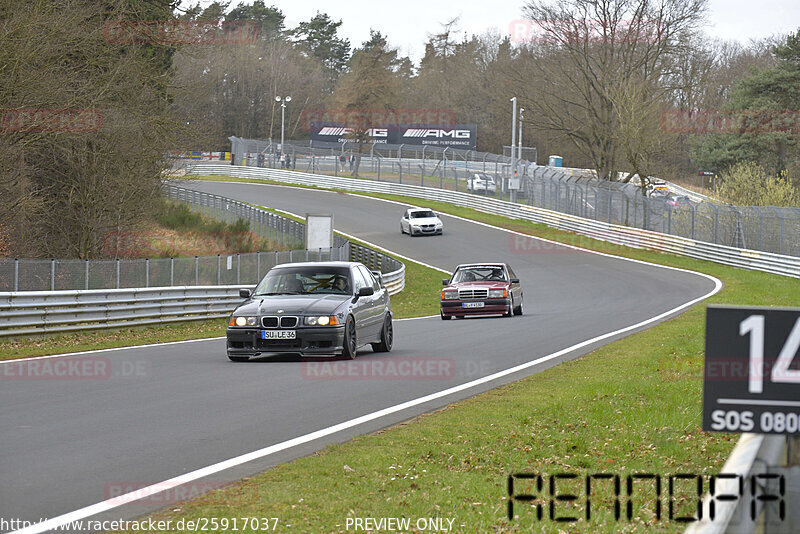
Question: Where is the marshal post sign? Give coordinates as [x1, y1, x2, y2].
[310, 122, 477, 149]
[703, 305, 800, 435]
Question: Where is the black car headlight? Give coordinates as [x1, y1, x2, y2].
[305, 315, 340, 326]
[229, 316, 257, 327]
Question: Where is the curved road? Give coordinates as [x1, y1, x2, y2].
[0, 181, 718, 532]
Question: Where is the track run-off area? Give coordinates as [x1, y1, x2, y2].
[0, 181, 721, 533]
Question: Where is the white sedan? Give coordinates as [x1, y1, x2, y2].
[400, 208, 443, 236]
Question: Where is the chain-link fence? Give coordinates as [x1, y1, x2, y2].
[213, 137, 800, 257]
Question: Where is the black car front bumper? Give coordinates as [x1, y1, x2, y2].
[440, 298, 510, 317]
[226, 326, 346, 357]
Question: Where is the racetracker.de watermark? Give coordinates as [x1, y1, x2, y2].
[1, 356, 146, 380]
[508, 231, 660, 254]
[660, 109, 800, 134]
[302, 357, 456, 380]
[103, 20, 259, 45]
[508, 19, 664, 44]
[300, 108, 456, 130]
[0, 108, 103, 133]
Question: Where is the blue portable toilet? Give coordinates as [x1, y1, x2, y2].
[548, 155, 563, 167]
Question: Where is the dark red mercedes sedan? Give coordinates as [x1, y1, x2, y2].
[440, 263, 523, 319]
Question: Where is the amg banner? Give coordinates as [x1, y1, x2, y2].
[310, 122, 477, 149]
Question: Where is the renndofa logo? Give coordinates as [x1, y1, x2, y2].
[317, 127, 388, 137]
[403, 128, 471, 138]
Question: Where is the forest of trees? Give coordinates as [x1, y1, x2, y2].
[1, 0, 798, 258]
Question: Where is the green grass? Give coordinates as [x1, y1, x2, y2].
[107, 175, 800, 532]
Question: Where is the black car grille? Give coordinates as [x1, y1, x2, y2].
[459, 289, 488, 299]
[261, 316, 298, 328]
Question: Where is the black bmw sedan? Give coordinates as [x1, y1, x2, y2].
[226, 261, 393, 361]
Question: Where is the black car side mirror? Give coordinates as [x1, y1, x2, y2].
[239, 288, 251, 298]
[442, 279, 449, 286]
[510, 278, 519, 284]
[357, 286, 374, 297]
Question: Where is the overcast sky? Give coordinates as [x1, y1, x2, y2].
[188, 0, 800, 61]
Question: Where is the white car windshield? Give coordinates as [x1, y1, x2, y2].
[254, 267, 351, 295]
[451, 266, 506, 283]
[411, 210, 436, 219]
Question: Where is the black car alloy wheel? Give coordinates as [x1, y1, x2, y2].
[372, 315, 393, 352]
[342, 316, 358, 359]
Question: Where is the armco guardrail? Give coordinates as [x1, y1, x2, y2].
[0, 286, 247, 336]
[186, 166, 800, 278]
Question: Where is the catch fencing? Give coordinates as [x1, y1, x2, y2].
[187, 165, 800, 279]
[213, 138, 800, 258]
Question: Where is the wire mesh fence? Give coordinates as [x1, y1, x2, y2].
[209, 137, 799, 257]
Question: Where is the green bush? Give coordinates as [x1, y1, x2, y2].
[718, 161, 800, 206]
[156, 202, 205, 230]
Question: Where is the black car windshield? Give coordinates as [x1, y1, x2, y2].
[253, 266, 352, 296]
[451, 266, 507, 283]
[410, 210, 435, 219]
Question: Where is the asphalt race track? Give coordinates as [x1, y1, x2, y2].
[0, 181, 719, 532]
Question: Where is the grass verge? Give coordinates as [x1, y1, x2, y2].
[111, 176, 800, 532]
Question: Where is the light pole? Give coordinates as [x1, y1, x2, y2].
[510, 97, 517, 176]
[518, 107, 524, 163]
[275, 95, 291, 158]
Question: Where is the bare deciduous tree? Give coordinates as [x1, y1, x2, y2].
[518, 0, 707, 182]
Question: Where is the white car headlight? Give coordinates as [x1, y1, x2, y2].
[230, 316, 257, 327]
[305, 315, 339, 326]
[488, 289, 507, 298]
[441, 290, 458, 300]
